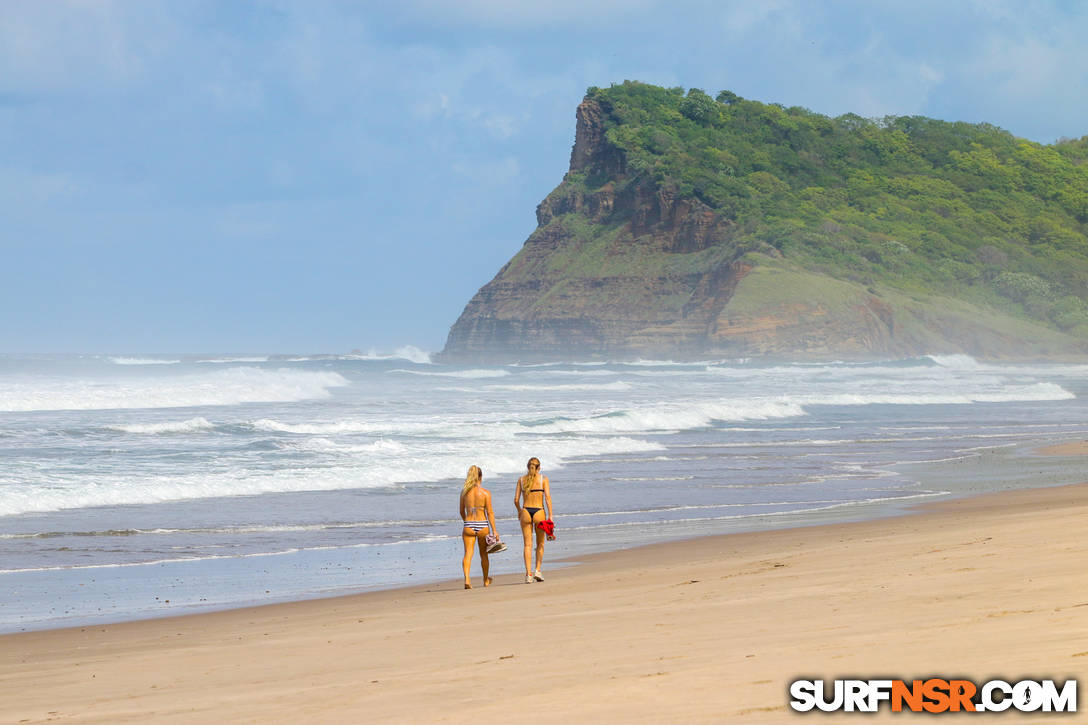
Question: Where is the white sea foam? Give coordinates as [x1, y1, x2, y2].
[621, 359, 721, 367]
[793, 382, 1073, 407]
[107, 417, 216, 434]
[0, 368, 350, 412]
[926, 353, 983, 369]
[0, 519, 460, 539]
[0, 433, 664, 516]
[250, 418, 383, 435]
[0, 534, 457, 574]
[557, 491, 951, 531]
[389, 368, 509, 378]
[489, 381, 633, 392]
[249, 416, 500, 438]
[351, 345, 432, 364]
[283, 438, 411, 455]
[109, 357, 181, 365]
[196, 356, 270, 364]
[526, 399, 805, 435]
[525, 369, 619, 377]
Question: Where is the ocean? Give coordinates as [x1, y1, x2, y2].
[1, 351, 1085, 632]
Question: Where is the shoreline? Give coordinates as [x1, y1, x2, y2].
[1036, 439, 1088, 456]
[5, 436, 1080, 637]
[4, 477, 1087, 722]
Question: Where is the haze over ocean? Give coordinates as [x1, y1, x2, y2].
[2, 352, 1085, 632]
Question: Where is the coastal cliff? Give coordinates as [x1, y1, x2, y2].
[441, 82, 1088, 361]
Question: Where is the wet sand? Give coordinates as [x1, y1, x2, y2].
[2, 479, 1087, 722]
[1037, 439, 1088, 456]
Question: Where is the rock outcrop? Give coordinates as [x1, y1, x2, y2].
[439, 92, 1088, 362]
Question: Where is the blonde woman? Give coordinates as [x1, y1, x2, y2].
[514, 457, 553, 584]
[459, 465, 497, 589]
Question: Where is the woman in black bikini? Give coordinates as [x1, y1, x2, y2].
[514, 457, 553, 584]
[459, 465, 496, 589]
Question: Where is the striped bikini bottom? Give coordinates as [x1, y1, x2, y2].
[463, 520, 489, 532]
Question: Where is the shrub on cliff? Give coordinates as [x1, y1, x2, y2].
[568, 81, 1088, 332]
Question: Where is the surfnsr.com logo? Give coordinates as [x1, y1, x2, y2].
[790, 678, 1077, 713]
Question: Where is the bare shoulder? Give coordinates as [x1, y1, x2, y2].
[542, 475, 551, 486]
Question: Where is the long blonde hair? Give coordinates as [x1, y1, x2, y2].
[462, 465, 482, 497]
[520, 457, 541, 495]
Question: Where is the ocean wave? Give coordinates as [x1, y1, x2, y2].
[794, 382, 1074, 406]
[557, 491, 950, 531]
[109, 357, 181, 365]
[389, 368, 509, 378]
[196, 356, 270, 364]
[0, 466, 398, 516]
[247, 418, 434, 436]
[0, 534, 457, 574]
[926, 353, 982, 369]
[248, 416, 509, 438]
[347, 345, 432, 364]
[0, 433, 665, 516]
[524, 399, 805, 434]
[280, 437, 411, 455]
[0, 519, 462, 539]
[525, 369, 619, 377]
[621, 358, 723, 367]
[0, 368, 350, 412]
[106, 417, 216, 434]
[489, 381, 633, 392]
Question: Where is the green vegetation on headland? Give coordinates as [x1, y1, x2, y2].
[441, 81, 1088, 360]
[562, 81, 1088, 338]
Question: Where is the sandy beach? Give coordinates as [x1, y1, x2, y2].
[3, 478, 1086, 723]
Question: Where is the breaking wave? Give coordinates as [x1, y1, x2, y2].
[0, 368, 350, 412]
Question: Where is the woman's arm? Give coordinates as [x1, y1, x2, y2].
[543, 476, 554, 520]
[459, 491, 466, 522]
[513, 477, 523, 513]
[485, 490, 497, 535]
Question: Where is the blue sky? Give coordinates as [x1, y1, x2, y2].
[3, 0, 1088, 354]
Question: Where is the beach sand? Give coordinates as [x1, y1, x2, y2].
[3, 480, 1087, 722]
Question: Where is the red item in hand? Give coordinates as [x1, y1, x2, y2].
[537, 519, 556, 539]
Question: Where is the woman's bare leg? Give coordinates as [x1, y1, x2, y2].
[520, 512, 534, 578]
[534, 526, 545, 579]
[462, 531, 475, 589]
[477, 531, 491, 586]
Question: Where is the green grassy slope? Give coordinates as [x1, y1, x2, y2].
[555, 81, 1088, 341]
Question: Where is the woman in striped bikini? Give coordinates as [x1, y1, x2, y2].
[459, 465, 497, 589]
[514, 457, 553, 584]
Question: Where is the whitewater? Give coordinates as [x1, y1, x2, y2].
[0, 351, 1085, 632]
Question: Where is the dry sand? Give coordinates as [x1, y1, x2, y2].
[3, 481, 1087, 723]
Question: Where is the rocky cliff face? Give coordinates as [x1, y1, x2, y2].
[439, 97, 1086, 362]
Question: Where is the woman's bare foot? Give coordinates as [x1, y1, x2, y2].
[484, 577, 493, 587]
[464, 582, 472, 590]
